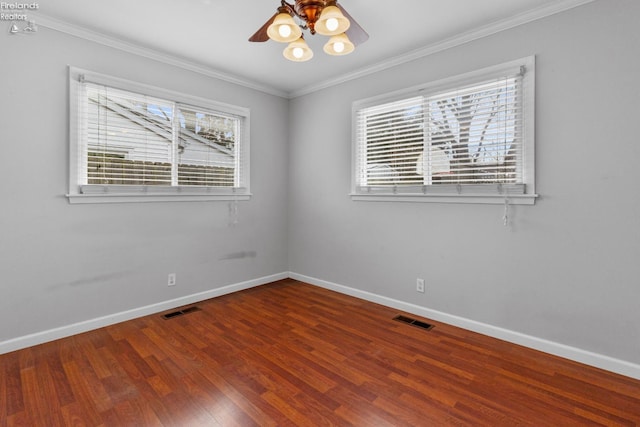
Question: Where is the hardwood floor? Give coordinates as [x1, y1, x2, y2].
[1, 278, 639, 426]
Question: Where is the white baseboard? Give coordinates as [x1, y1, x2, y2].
[0, 272, 288, 355]
[289, 272, 640, 381]
[4, 270, 639, 381]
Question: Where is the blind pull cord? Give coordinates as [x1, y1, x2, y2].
[228, 188, 239, 226]
[503, 195, 510, 228]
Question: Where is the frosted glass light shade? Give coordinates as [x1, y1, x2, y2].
[267, 13, 302, 43]
[315, 5, 350, 36]
[323, 33, 354, 56]
[283, 37, 313, 62]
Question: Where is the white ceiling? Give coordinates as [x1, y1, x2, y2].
[31, 0, 592, 97]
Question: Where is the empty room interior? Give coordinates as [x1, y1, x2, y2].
[1, 0, 639, 425]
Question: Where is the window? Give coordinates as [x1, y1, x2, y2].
[352, 57, 536, 204]
[68, 67, 250, 203]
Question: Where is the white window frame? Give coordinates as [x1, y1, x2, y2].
[351, 57, 537, 205]
[67, 67, 251, 204]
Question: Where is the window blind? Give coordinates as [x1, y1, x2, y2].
[85, 84, 174, 186]
[80, 82, 244, 191]
[354, 68, 526, 195]
[176, 104, 239, 188]
[355, 96, 425, 187]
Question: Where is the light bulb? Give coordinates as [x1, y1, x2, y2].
[267, 13, 301, 43]
[278, 25, 291, 38]
[323, 33, 354, 56]
[326, 17, 339, 32]
[284, 37, 313, 61]
[293, 47, 304, 59]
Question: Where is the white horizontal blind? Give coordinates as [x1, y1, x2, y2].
[81, 82, 242, 190]
[426, 75, 522, 186]
[85, 84, 174, 186]
[355, 69, 525, 194]
[176, 104, 238, 187]
[355, 97, 424, 188]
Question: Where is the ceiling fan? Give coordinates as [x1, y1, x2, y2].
[249, 0, 369, 62]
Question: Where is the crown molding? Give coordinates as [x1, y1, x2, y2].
[289, 0, 596, 98]
[28, 0, 594, 100]
[28, 11, 289, 99]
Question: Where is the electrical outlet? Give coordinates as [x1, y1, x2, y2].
[416, 278, 425, 293]
[168, 273, 176, 286]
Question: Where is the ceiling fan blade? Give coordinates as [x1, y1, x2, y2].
[337, 3, 369, 45]
[249, 12, 277, 42]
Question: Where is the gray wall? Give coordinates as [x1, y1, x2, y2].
[288, 0, 640, 365]
[1, 0, 638, 370]
[0, 29, 289, 341]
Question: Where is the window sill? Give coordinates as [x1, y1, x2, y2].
[350, 193, 538, 205]
[67, 190, 251, 204]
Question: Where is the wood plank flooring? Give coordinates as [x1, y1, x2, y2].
[1, 278, 639, 426]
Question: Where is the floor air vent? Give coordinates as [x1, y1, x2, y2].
[393, 315, 434, 330]
[162, 306, 200, 320]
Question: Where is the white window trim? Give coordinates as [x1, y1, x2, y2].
[67, 66, 251, 204]
[351, 56, 537, 205]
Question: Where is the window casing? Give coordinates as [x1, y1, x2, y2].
[352, 57, 536, 204]
[68, 67, 250, 203]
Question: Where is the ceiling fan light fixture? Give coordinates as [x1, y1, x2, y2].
[323, 32, 354, 56]
[250, 1, 368, 62]
[283, 37, 314, 62]
[315, 5, 350, 36]
[267, 12, 302, 43]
